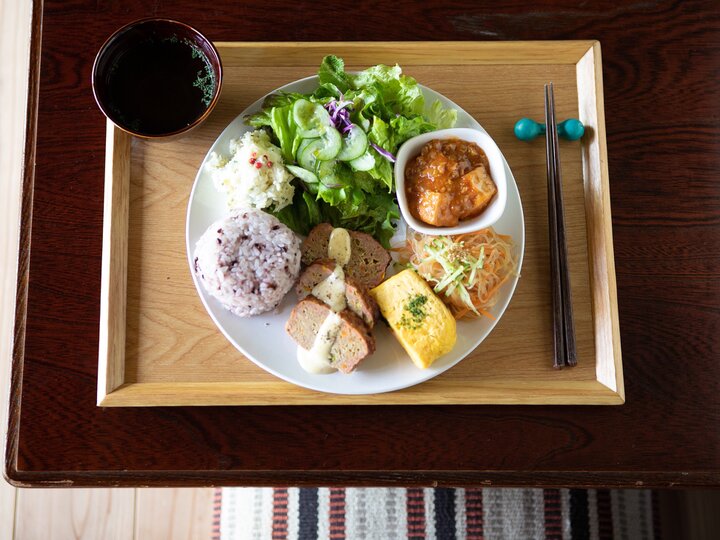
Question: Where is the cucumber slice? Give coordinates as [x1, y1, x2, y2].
[296, 137, 312, 160]
[315, 127, 342, 161]
[348, 150, 375, 171]
[316, 160, 345, 189]
[293, 99, 330, 138]
[298, 125, 323, 138]
[292, 99, 317, 129]
[297, 129, 341, 168]
[297, 138, 322, 170]
[336, 125, 368, 162]
[285, 165, 318, 186]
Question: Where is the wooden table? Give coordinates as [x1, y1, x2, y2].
[6, 0, 720, 488]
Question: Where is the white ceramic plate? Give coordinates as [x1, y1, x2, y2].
[186, 75, 525, 395]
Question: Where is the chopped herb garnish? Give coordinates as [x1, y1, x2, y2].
[398, 294, 429, 330]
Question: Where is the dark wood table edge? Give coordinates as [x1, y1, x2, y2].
[4, 467, 719, 489]
[6, 1, 720, 489]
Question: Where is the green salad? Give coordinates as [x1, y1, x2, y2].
[245, 55, 457, 247]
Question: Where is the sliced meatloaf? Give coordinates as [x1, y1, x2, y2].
[301, 223, 391, 288]
[295, 259, 380, 328]
[285, 296, 376, 374]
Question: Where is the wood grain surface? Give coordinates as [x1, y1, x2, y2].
[97, 123, 131, 405]
[0, 4, 140, 537]
[6, 0, 720, 487]
[98, 41, 620, 406]
[135, 488, 215, 539]
[0, 2, 216, 528]
[1, 0, 32, 534]
[14, 489, 135, 540]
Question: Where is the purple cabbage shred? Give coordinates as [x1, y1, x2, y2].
[324, 98, 354, 134]
[323, 98, 396, 163]
[370, 142, 396, 163]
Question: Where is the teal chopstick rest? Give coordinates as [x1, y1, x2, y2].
[514, 117, 585, 141]
[559, 118, 585, 140]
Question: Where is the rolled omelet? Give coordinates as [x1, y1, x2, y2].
[370, 269, 456, 369]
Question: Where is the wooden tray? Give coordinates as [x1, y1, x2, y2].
[97, 41, 623, 406]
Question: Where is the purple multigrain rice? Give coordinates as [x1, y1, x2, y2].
[193, 208, 301, 317]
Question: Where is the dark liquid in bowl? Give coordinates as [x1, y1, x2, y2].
[106, 38, 216, 135]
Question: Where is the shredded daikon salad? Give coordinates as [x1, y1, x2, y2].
[400, 229, 518, 320]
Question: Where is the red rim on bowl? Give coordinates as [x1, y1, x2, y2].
[91, 18, 223, 139]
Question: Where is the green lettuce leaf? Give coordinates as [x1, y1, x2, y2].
[245, 92, 306, 127]
[264, 92, 306, 109]
[318, 55, 352, 93]
[269, 106, 297, 163]
[368, 116, 391, 148]
[271, 186, 315, 236]
[273, 184, 398, 248]
[425, 99, 457, 129]
[352, 63, 403, 88]
[245, 109, 272, 128]
[351, 63, 424, 117]
[366, 117, 394, 190]
[313, 82, 342, 100]
[390, 115, 435, 146]
[252, 55, 457, 247]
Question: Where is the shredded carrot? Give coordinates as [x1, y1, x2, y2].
[477, 307, 496, 320]
[399, 227, 518, 321]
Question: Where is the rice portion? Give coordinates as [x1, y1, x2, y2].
[206, 129, 294, 211]
[193, 209, 301, 317]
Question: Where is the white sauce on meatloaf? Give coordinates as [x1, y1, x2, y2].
[296, 227, 355, 374]
[297, 311, 342, 374]
[327, 227, 352, 266]
[311, 265, 347, 312]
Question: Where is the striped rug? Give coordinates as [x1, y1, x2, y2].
[214, 487, 658, 540]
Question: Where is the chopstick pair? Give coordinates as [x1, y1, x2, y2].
[544, 83, 577, 369]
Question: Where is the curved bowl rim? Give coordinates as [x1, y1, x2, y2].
[394, 127, 508, 235]
[91, 17, 223, 139]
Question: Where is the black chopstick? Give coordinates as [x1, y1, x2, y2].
[544, 83, 577, 368]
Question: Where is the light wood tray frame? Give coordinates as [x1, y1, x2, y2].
[97, 41, 623, 406]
